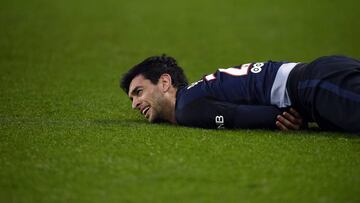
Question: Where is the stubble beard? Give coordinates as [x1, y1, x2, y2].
[149, 93, 168, 123]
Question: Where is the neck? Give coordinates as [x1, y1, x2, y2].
[163, 88, 178, 124]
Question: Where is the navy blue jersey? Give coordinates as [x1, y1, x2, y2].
[175, 61, 299, 129]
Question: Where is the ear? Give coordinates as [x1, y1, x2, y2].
[158, 73, 172, 92]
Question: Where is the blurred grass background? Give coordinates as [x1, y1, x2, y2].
[1, 0, 359, 202]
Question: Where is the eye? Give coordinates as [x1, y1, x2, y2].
[136, 89, 143, 96]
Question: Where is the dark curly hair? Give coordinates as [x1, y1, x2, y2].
[120, 54, 188, 94]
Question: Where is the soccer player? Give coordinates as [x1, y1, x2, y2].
[120, 55, 360, 133]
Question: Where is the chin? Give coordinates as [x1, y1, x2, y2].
[148, 114, 157, 123]
[149, 115, 166, 123]
[148, 117, 155, 123]
[152, 119, 167, 123]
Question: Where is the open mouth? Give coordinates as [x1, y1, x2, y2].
[142, 106, 150, 117]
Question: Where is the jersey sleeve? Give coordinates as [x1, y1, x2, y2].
[176, 97, 284, 129]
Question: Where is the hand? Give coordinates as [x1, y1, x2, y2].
[276, 108, 303, 131]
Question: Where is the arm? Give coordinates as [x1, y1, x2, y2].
[176, 97, 284, 129]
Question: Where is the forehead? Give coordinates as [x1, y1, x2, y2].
[128, 75, 153, 95]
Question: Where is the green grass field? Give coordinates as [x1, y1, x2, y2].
[1, 0, 360, 202]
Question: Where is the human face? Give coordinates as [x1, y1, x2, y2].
[128, 74, 166, 122]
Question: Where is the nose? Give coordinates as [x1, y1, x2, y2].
[132, 97, 141, 109]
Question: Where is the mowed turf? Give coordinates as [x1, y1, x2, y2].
[1, 0, 360, 202]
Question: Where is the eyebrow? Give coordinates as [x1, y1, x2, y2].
[129, 86, 141, 99]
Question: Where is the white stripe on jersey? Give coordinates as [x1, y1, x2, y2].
[270, 63, 298, 108]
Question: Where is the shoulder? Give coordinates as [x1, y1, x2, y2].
[175, 96, 219, 129]
[175, 81, 208, 110]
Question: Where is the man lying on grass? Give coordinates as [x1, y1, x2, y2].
[120, 55, 360, 133]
